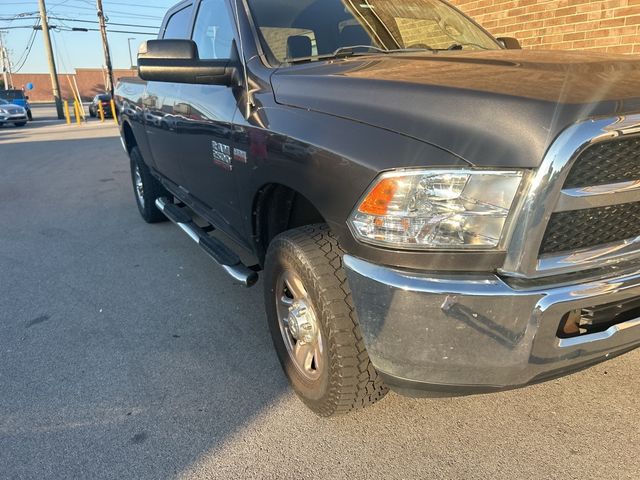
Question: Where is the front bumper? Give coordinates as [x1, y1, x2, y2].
[344, 256, 640, 396]
[0, 113, 28, 124]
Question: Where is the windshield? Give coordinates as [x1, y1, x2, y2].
[0, 90, 25, 101]
[246, 0, 499, 63]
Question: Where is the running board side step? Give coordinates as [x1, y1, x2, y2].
[155, 197, 259, 288]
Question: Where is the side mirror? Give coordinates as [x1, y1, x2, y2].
[138, 39, 236, 86]
[497, 37, 521, 50]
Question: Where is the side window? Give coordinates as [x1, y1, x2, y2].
[192, 0, 235, 60]
[163, 5, 194, 39]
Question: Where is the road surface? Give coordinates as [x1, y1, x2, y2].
[0, 112, 638, 479]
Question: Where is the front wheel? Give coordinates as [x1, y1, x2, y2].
[264, 224, 388, 416]
[14, 122, 27, 127]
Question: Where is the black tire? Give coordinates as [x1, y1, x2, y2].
[129, 146, 169, 223]
[89, 108, 96, 118]
[14, 122, 27, 127]
[264, 224, 388, 416]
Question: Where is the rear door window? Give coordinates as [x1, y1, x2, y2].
[191, 0, 235, 60]
[163, 4, 194, 39]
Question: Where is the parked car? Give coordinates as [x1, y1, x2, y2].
[0, 98, 28, 127]
[115, 0, 640, 416]
[89, 94, 114, 118]
[0, 89, 32, 120]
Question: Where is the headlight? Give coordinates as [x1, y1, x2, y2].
[0, 108, 8, 114]
[349, 169, 524, 250]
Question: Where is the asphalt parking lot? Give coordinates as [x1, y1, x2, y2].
[0, 105, 638, 480]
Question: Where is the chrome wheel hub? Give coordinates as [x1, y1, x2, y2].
[134, 164, 145, 208]
[287, 300, 318, 345]
[276, 271, 323, 381]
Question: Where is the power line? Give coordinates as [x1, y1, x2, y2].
[1, 4, 164, 20]
[3, 24, 157, 35]
[12, 19, 40, 72]
[1, 10, 164, 22]
[0, 15, 161, 30]
[1, 2, 163, 75]
[1, 0, 173, 10]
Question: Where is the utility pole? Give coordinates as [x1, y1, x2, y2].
[38, 0, 64, 119]
[96, 0, 115, 98]
[0, 46, 8, 90]
[0, 31, 12, 89]
[5, 46, 13, 89]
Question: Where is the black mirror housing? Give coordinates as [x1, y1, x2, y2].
[497, 37, 522, 50]
[138, 39, 236, 86]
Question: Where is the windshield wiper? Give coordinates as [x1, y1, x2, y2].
[432, 42, 491, 52]
[286, 45, 432, 64]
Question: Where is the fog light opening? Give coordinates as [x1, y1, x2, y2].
[559, 309, 589, 338]
[558, 298, 640, 339]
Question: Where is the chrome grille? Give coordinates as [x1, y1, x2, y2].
[564, 137, 640, 188]
[501, 115, 640, 279]
[541, 202, 640, 255]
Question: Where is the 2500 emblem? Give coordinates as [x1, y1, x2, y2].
[212, 140, 232, 171]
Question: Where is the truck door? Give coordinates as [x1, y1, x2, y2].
[174, 0, 245, 242]
[143, 2, 195, 188]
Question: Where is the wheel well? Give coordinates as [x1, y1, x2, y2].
[253, 184, 325, 264]
[122, 121, 137, 152]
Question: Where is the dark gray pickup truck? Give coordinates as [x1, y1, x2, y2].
[115, 0, 640, 416]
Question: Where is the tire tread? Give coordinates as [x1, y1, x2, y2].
[268, 224, 388, 416]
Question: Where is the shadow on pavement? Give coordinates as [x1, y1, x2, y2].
[0, 136, 289, 479]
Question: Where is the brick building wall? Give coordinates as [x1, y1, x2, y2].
[10, 68, 137, 102]
[449, 0, 640, 54]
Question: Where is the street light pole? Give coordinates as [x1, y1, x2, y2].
[127, 37, 136, 69]
[96, 0, 115, 98]
[38, 0, 64, 119]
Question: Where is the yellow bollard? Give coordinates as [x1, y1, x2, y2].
[110, 99, 119, 125]
[98, 101, 105, 123]
[74, 101, 82, 125]
[63, 101, 71, 125]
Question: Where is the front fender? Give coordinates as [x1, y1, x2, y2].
[232, 106, 474, 270]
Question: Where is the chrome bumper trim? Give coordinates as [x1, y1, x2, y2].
[344, 255, 640, 390]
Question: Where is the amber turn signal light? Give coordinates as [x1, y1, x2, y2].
[358, 178, 399, 216]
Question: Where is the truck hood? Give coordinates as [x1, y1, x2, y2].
[271, 50, 640, 168]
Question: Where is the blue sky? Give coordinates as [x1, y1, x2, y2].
[0, 0, 179, 73]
